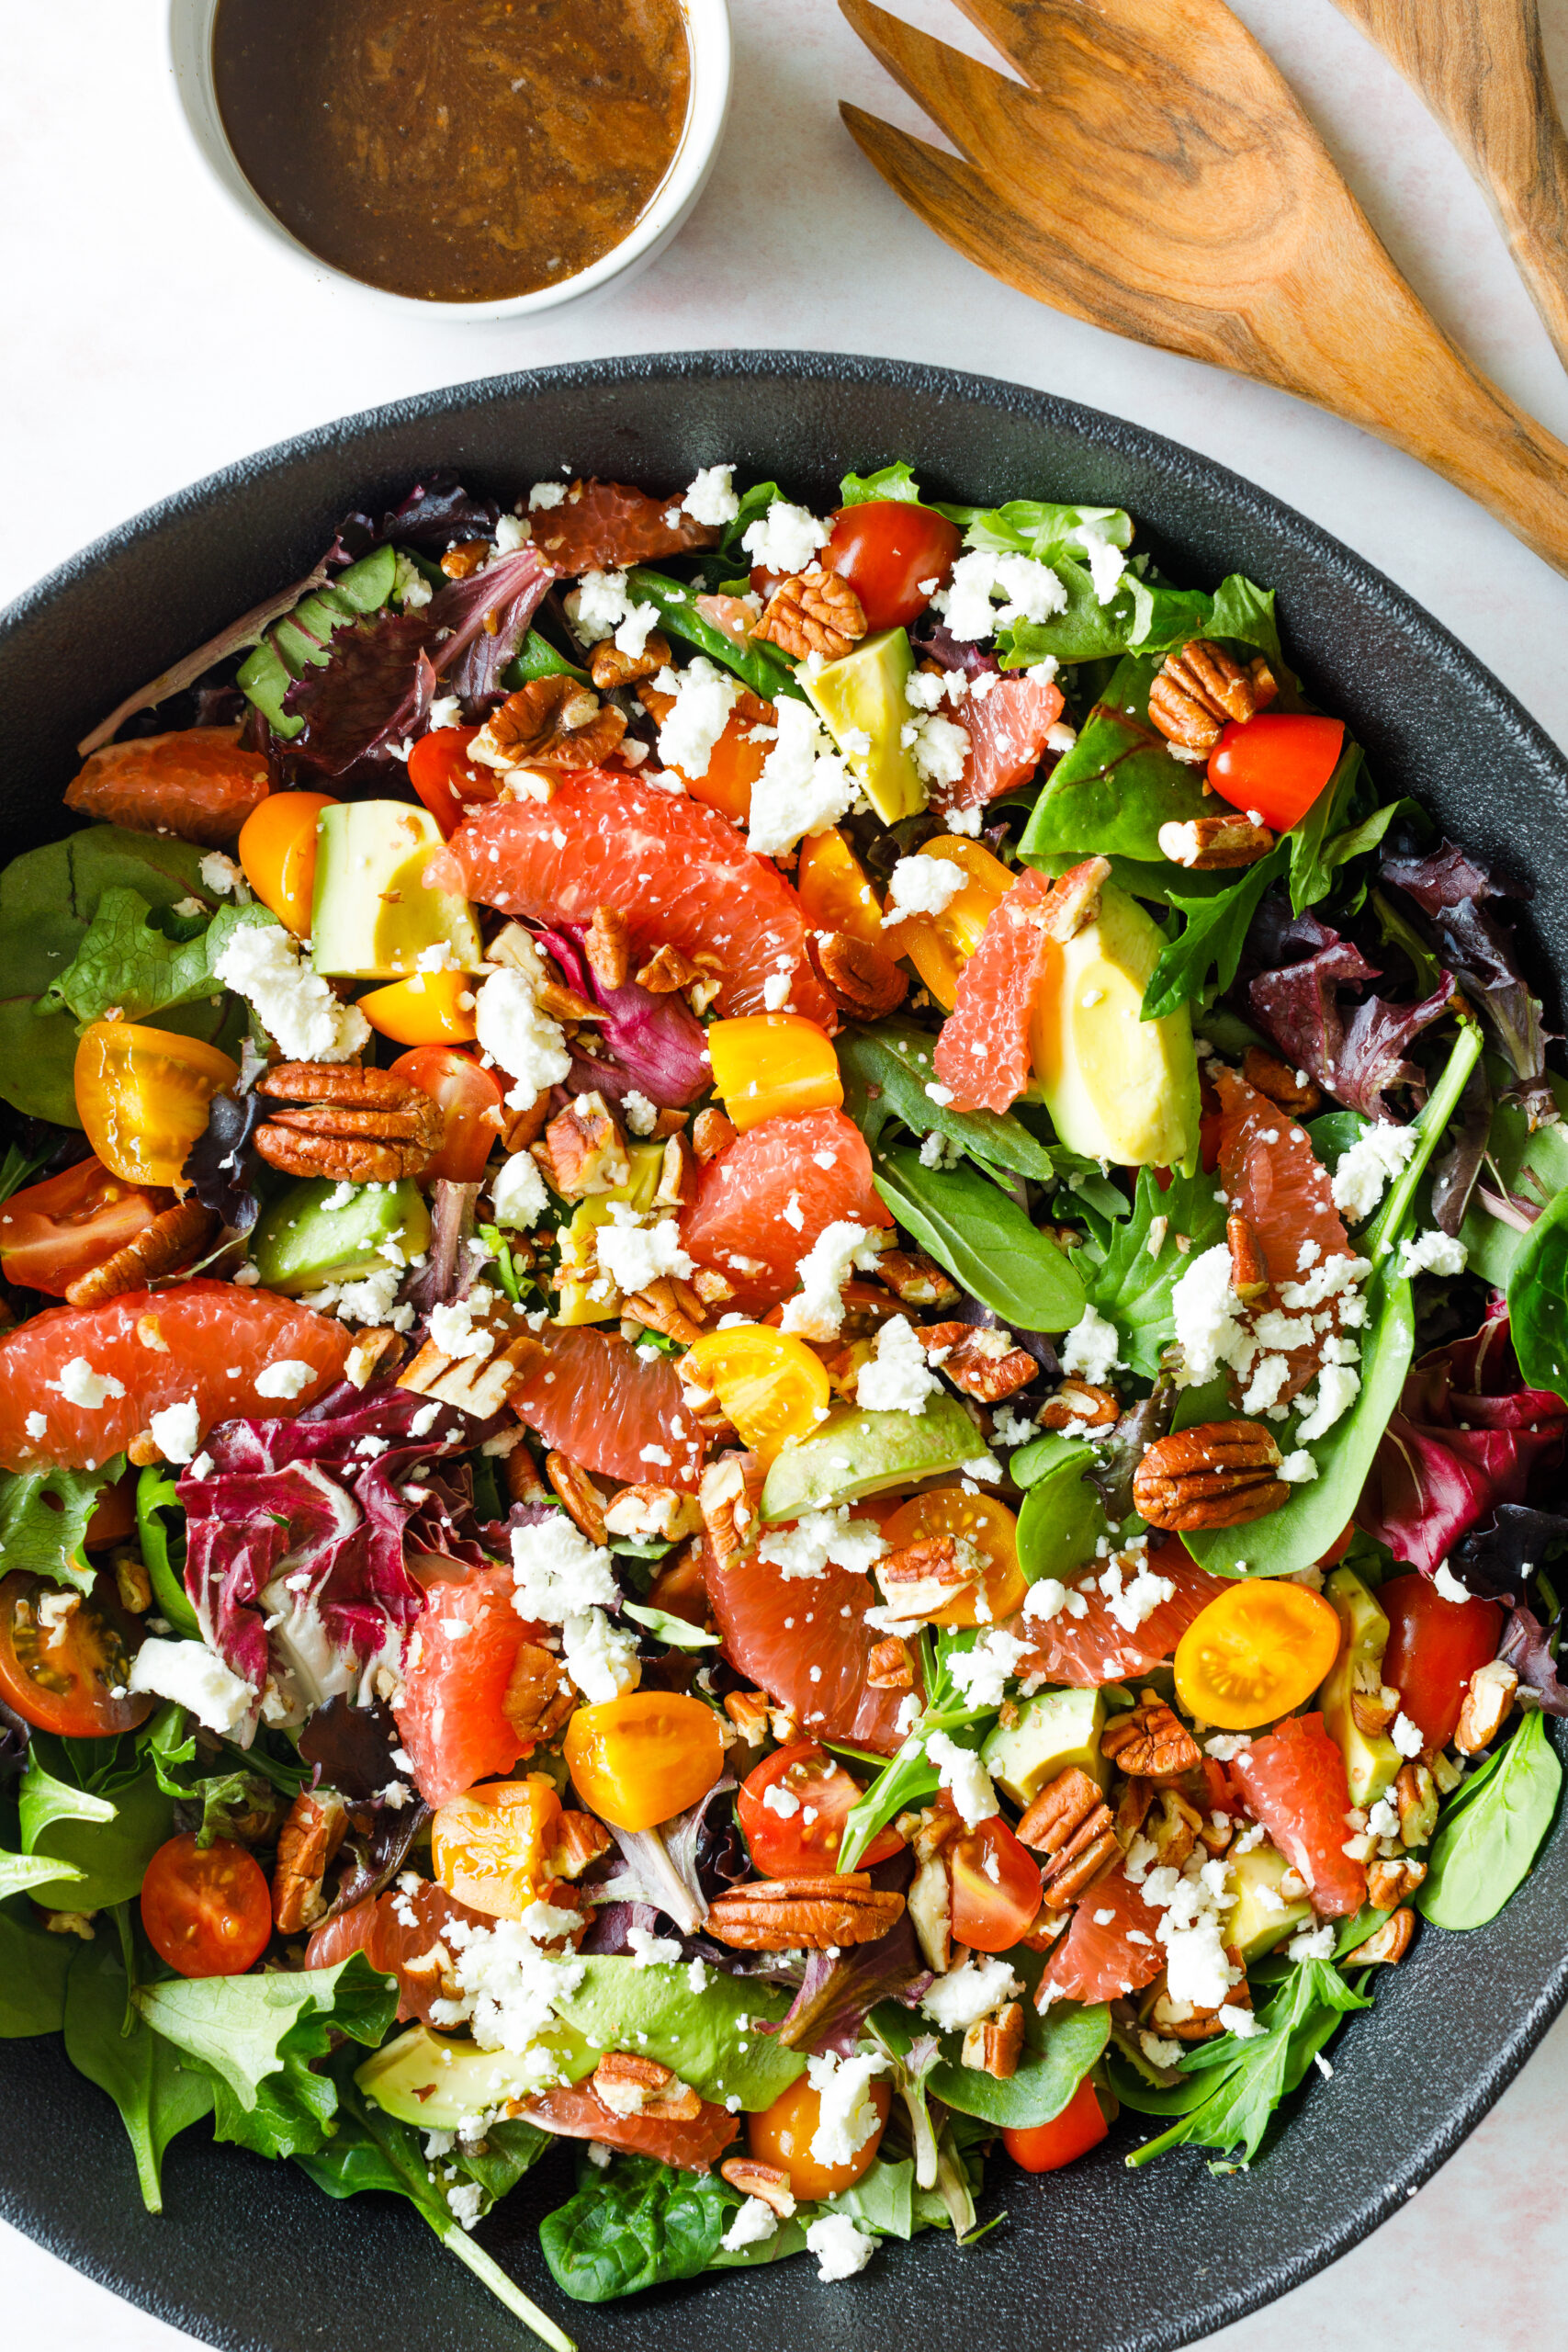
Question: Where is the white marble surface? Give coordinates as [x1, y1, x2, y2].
[2, 1, 1566, 2344]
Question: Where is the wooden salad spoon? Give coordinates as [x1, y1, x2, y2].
[1331, 0, 1568, 379]
[839, 0, 1568, 579]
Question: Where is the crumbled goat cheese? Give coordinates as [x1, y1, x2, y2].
[919, 1953, 1023, 2032]
[433, 1914, 585, 2064]
[199, 851, 243, 897]
[147, 1396, 201, 1464]
[560, 1609, 641, 1703]
[806, 2051, 888, 2168]
[1286, 1921, 1337, 1962]
[1391, 1711, 1425, 1758]
[1431, 1561, 1472, 1605]
[653, 656, 742, 779]
[989, 1402, 1039, 1448]
[747, 696, 856, 854]
[621, 1090, 659, 1136]
[682, 464, 740, 526]
[758, 1509, 889, 1581]
[511, 1515, 619, 1623]
[1097, 1549, 1176, 1633]
[856, 1314, 942, 1414]
[446, 2182, 485, 2233]
[490, 1150, 551, 1230]
[1278, 1450, 1319, 1484]
[1136, 1850, 1238, 2013]
[1331, 1123, 1418, 1221]
[128, 1637, 254, 1736]
[1171, 1245, 1246, 1383]
[24, 1412, 47, 1442]
[925, 1730, 996, 1827]
[48, 1357, 125, 1409]
[936, 548, 1068, 639]
[778, 1220, 885, 1340]
[946, 1629, 1029, 1711]
[741, 500, 830, 575]
[806, 2213, 876, 2283]
[1060, 1305, 1123, 1387]
[214, 923, 370, 1063]
[721, 2197, 782, 2251]
[1295, 1365, 1361, 1442]
[761, 972, 792, 1011]
[392, 551, 433, 609]
[1076, 526, 1127, 604]
[473, 963, 572, 1106]
[254, 1359, 315, 1401]
[882, 852, 966, 926]
[901, 710, 970, 790]
[528, 481, 568, 511]
[626, 1926, 683, 1968]
[302, 1264, 411, 1330]
[1398, 1228, 1469, 1279]
[761, 1781, 801, 1818]
[429, 1298, 494, 1362]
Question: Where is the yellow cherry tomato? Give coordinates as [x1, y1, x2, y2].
[706, 1013, 843, 1131]
[237, 791, 337, 938]
[879, 1487, 1028, 1624]
[683, 1323, 832, 1464]
[564, 1690, 726, 1833]
[1174, 1578, 1344, 1730]
[882, 834, 1012, 1010]
[749, 2073, 892, 2200]
[73, 1022, 239, 1189]
[357, 967, 478, 1046]
[795, 827, 886, 945]
[430, 1776, 563, 1919]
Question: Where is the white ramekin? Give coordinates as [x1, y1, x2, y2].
[165, 0, 730, 322]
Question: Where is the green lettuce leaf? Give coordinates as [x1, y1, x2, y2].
[42, 890, 277, 1028]
[840, 461, 923, 505]
[1126, 1959, 1371, 2167]
[0, 1457, 123, 1596]
[552, 1955, 805, 2110]
[1018, 652, 1215, 865]
[1073, 1165, 1228, 1375]
[64, 1924, 215, 2213]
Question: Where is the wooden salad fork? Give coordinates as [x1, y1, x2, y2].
[839, 0, 1568, 579]
[1331, 0, 1568, 379]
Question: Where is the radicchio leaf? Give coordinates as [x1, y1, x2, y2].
[1382, 840, 1550, 1102]
[910, 622, 1002, 680]
[1089, 1382, 1175, 1521]
[539, 924, 711, 1109]
[280, 614, 437, 778]
[426, 546, 555, 707]
[753, 1855, 928, 2056]
[337, 473, 502, 560]
[298, 1692, 402, 1800]
[318, 1796, 432, 1923]
[1247, 907, 1456, 1119]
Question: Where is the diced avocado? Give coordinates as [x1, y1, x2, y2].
[1027, 879, 1200, 1167]
[1321, 1566, 1403, 1808]
[238, 547, 398, 737]
[553, 1144, 669, 1324]
[1222, 1840, 1314, 1964]
[310, 802, 483, 978]
[760, 1393, 980, 1521]
[356, 2023, 593, 2130]
[805, 627, 926, 822]
[251, 1177, 431, 1297]
[982, 1686, 1107, 1806]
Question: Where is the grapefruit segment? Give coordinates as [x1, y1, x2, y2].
[64, 728, 270, 848]
[304, 1879, 491, 2023]
[521, 2080, 739, 2172]
[1007, 1542, 1225, 1689]
[1231, 1711, 1368, 1919]
[704, 1525, 916, 1755]
[1041, 1861, 1167, 2005]
[932, 866, 1059, 1113]
[934, 676, 1064, 827]
[393, 1565, 535, 1806]
[1212, 1065, 1354, 1402]
[529, 481, 721, 573]
[679, 1108, 890, 1314]
[509, 1325, 704, 1489]
[449, 773, 835, 1025]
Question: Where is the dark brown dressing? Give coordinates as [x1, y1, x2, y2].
[211, 0, 691, 303]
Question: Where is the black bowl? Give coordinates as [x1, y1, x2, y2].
[2, 353, 1564, 2352]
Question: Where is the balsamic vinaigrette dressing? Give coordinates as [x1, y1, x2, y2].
[211, 0, 692, 302]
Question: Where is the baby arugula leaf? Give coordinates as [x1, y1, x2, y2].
[1126, 1960, 1371, 2168]
[872, 1145, 1087, 1331]
[63, 1919, 215, 2214]
[839, 1018, 1063, 1181]
[1418, 1712, 1562, 1930]
[1142, 842, 1290, 1023]
[1072, 1165, 1228, 1377]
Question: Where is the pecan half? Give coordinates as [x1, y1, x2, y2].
[584, 904, 632, 990]
[592, 2052, 702, 2120]
[962, 2001, 1025, 2079]
[501, 1085, 552, 1154]
[506, 1444, 551, 1507]
[1132, 1420, 1288, 1530]
[705, 1874, 905, 1951]
[1100, 1700, 1202, 1782]
[875, 1249, 961, 1310]
[545, 1810, 615, 1881]
[1226, 1213, 1269, 1303]
[874, 1534, 982, 1621]
[1454, 1658, 1517, 1755]
[1242, 1046, 1321, 1115]
[589, 629, 671, 691]
[546, 1451, 608, 1545]
[271, 1789, 347, 1931]
[1367, 1854, 1427, 1909]
[865, 1635, 914, 1690]
[1158, 816, 1276, 869]
[918, 1320, 1037, 1403]
[753, 568, 867, 662]
[1039, 1378, 1120, 1431]
[535, 1091, 630, 1198]
[254, 1063, 443, 1182]
[807, 929, 908, 1019]
[604, 1483, 704, 1544]
[64, 1199, 218, 1307]
[502, 1641, 575, 1747]
[1343, 1907, 1416, 1967]
[1147, 639, 1278, 753]
[471, 676, 626, 772]
[1350, 1670, 1401, 1737]
[699, 1453, 764, 1569]
[1038, 855, 1111, 942]
[635, 941, 705, 995]
[623, 1275, 705, 1345]
[719, 2157, 796, 2217]
[1015, 1767, 1118, 1905]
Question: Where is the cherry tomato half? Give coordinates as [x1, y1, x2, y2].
[738, 1740, 904, 1875]
[879, 1487, 1028, 1626]
[359, 967, 478, 1048]
[795, 827, 885, 944]
[1173, 1578, 1343, 1731]
[682, 1325, 831, 1464]
[431, 1776, 562, 1919]
[0, 1569, 153, 1737]
[237, 790, 337, 936]
[749, 2071, 892, 2200]
[1002, 2075, 1108, 2173]
[140, 1832, 273, 1977]
[388, 1045, 503, 1182]
[1207, 714, 1345, 831]
[823, 500, 963, 633]
[408, 726, 497, 837]
[563, 1690, 726, 1833]
[74, 1022, 239, 1189]
[0, 1156, 168, 1297]
[950, 1811, 1043, 1951]
[1380, 1572, 1504, 1756]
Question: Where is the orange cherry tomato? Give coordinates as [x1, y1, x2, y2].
[682, 1324, 831, 1464]
[140, 1832, 273, 1978]
[878, 1487, 1028, 1626]
[563, 1690, 726, 1833]
[0, 1570, 153, 1737]
[882, 834, 1012, 1011]
[1207, 715, 1345, 831]
[1003, 2075, 1108, 2173]
[388, 1045, 503, 1182]
[408, 726, 497, 837]
[950, 1811, 1043, 1951]
[795, 828, 886, 944]
[359, 967, 478, 1047]
[237, 790, 337, 936]
[749, 2071, 893, 2200]
[822, 501, 963, 632]
[430, 1776, 563, 1918]
[1174, 1577, 1343, 1731]
[737, 1740, 905, 1875]
[73, 1022, 239, 1190]
[1380, 1573, 1505, 1756]
[648, 690, 772, 823]
[705, 1014, 843, 1131]
[0, 1156, 169, 1298]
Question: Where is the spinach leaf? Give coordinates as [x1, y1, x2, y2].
[17, 1749, 175, 1911]
[840, 461, 923, 506]
[1126, 1959, 1370, 2167]
[0, 1894, 75, 2036]
[1010, 1426, 1097, 1489]
[1142, 842, 1290, 1022]
[0, 914, 86, 1122]
[839, 1018, 1063, 1181]
[623, 567, 806, 704]
[541, 2151, 735, 2302]
[928, 1996, 1109, 2128]
[1004, 566, 1280, 676]
[1019, 654, 1214, 865]
[135, 1952, 397, 2161]
[552, 1955, 804, 2111]
[1016, 1450, 1110, 1584]
[872, 1145, 1086, 1331]
[42, 890, 277, 1029]
[0, 1457, 122, 1597]
[502, 628, 589, 688]
[0, 1131, 60, 1205]
[1506, 1182, 1568, 1406]
[0, 826, 220, 926]
[63, 1922, 215, 2212]
[135, 1466, 201, 1638]
[1418, 1712, 1562, 1930]
[1459, 1069, 1568, 1287]
[1072, 1164, 1228, 1375]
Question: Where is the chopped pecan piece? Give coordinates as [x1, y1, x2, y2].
[1343, 1907, 1416, 1966]
[807, 929, 908, 1019]
[1242, 1046, 1321, 1115]
[635, 941, 705, 995]
[865, 1635, 914, 1690]
[535, 1091, 630, 1198]
[652, 1133, 695, 1209]
[592, 2052, 703, 2120]
[500, 1085, 552, 1154]
[962, 2001, 1025, 2079]
[1158, 816, 1276, 869]
[589, 629, 671, 691]
[545, 1810, 615, 1881]
[1039, 1378, 1120, 1430]
[623, 1275, 705, 1345]
[1100, 1700, 1202, 1781]
[271, 1789, 347, 1931]
[505, 1443, 551, 1507]
[719, 2157, 796, 2217]
[440, 539, 491, 580]
[1145, 1786, 1204, 1870]
[1367, 1854, 1427, 1909]
[604, 1484, 705, 1543]
[1350, 1671, 1401, 1737]
[1226, 1213, 1269, 1303]
[1133, 1420, 1288, 1531]
[254, 1063, 444, 1182]
[918, 1320, 1037, 1403]
[502, 1641, 574, 1747]
[1394, 1759, 1438, 1849]
[583, 904, 633, 989]
[471, 675, 626, 773]
[546, 1451, 608, 1545]
[1147, 639, 1278, 753]
[113, 1554, 152, 1615]
[64, 1199, 218, 1307]
[699, 1453, 764, 1569]
[1454, 1658, 1517, 1754]
[723, 1688, 773, 1744]
[1016, 1767, 1118, 1905]
[1146, 1969, 1250, 2041]
[705, 1874, 905, 1951]
[693, 1108, 739, 1162]
[692, 1266, 736, 1306]
[344, 1327, 406, 1388]
[753, 568, 867, 662]
[874, 1534, 982, 1621]
[875, 1249, 961, 1310]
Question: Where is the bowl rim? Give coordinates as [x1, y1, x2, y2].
[163, 0, 732, 322]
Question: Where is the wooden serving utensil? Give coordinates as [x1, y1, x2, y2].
[1331, 0, 1568, 379]
[839, 0, 1568, 579]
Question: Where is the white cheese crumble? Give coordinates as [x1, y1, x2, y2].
[882, 852, 965, 926]
[128, 1636, 255, 1736]
[747, 696, 856, 855]
[511, 1514, 619, 1622]
[1331, 1122, 1417, 1222]
[490, 1149, 551, 1230]
[47, 1357, 125, 1409]
[594, 1204, 694, 1295]
[1060, 1305, 1123, 1387]
[806, 2050, 888, 2168]
[431, 1913, 586, 2066]
[1398, 1227, 1469, 1279]
[621, 1090, 659, 1137]
[560, 1610, 641, 1703]
[946, 1628, 1029, 1711]
[653, 656, 741, 778]
[528, 481, 568, 511]
[626, 1925, 683, 1968]
[429, 1298, 495, 1363]
[924, 1730, 995, 1827]
[215, 922, 370, 1064]
[147, 1396, 201, 1463]
[919, 1953, 1023, 2031]
[1170, 1244, 1246, 1384]
[1391, 1711, 1425, 1759]
[473, 962, 572, 1107]
[682, 465, 740, 526]
[721, 2197, 781, 2252]
[855, 1314, 942, 1414]
[757, 1508, 888, 1582]
[254, 1359, 315, 1401]
[934, 548, 1067, 639]
[1295, 1365, 1361, 1442]
[778, 1220, 885, 1340]
[901, 710, 970, 790]
[741, 500, 831, 575]
[805, 2212, 876, 2283]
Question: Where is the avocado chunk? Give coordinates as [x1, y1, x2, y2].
[553, 1144, 668, 1324]
[1222, 1839, 1314, 1963]
[251, 1178, 431, 1297]
[1028, 878, 1200, 1167]
[356, 2023, 593, 2130]
[804, 627, 926, 822]
[1320, 1566, 1403, 1808]
[237, 547, 398, 737]
[310, 802, 483, 978]
[983, 1686, 1107, 1806]
[760, 1393, 981, 1521]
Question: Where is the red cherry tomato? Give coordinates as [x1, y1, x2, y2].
[737, 1740, 904, 1875]
[949, 1811, 1043, 1952]
[389, 1046, 504, 1182]
[407, 726, 497, 838]
[822, 501, 964, 633]
[1207, 715, 1345, 831]
[0, 1570, 153, 1737]
[1003, 2075, 1109, 2173]
[141, 1832, 273, 1977]
[0, 1156, 169, 1297]
[1380, 1572, 1504, 1756]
